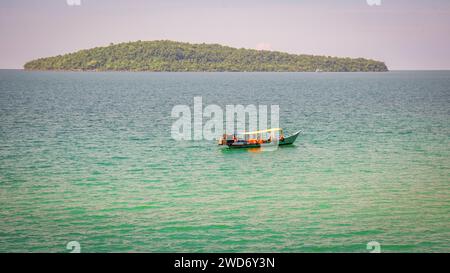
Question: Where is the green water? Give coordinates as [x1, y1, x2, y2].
[0, 70, 449, 252]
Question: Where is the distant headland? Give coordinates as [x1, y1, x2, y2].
[24, 40, 388, 72]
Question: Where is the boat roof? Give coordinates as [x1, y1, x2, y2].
[242, 128, 282, 135]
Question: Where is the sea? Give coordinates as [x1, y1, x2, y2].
[0, 70, 449, 252]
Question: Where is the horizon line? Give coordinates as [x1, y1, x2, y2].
[2, 69, 450, 72]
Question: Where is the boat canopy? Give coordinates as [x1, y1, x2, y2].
[242, 128, 282, 135]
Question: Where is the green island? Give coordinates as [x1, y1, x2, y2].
[24, 40, 388, 72]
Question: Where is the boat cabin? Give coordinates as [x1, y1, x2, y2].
[218, 128, 286, 147]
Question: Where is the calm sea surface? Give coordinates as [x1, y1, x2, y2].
[0, 70, 449, 252]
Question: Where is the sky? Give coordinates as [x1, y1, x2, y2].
[1, 0, 450, 70]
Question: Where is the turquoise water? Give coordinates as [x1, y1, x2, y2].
[0, 70, 449, 252]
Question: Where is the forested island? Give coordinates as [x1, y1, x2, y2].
[24, 40, 388, 72]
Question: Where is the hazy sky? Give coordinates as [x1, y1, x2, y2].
[1, 0, 450, 70]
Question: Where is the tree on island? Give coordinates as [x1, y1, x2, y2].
[24, 40, 388, 72]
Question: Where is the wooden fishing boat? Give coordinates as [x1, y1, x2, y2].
[218, 128, 301, 149]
